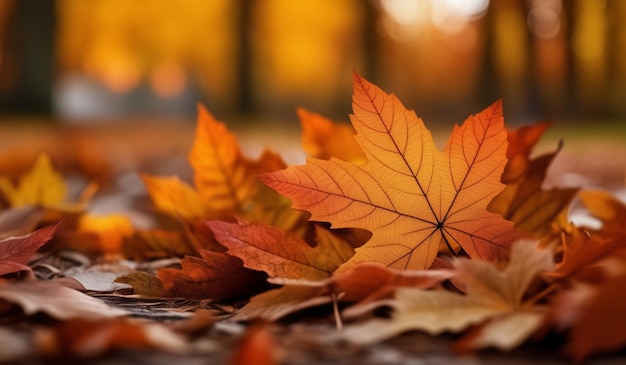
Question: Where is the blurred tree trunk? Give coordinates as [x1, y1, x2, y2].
[0, 0, 55, 115]
[478, 3, 498, 109]
[361, 1, 380, 83]
[607, 0, 626, 118]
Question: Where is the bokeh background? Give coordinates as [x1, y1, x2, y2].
[1, 0, 625, 127]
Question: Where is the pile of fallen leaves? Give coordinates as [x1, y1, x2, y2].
[1, 72, 625, 363]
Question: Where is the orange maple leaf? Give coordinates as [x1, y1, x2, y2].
[544, 190, 626, 283]
[190, 104, 259, 214]
[259, 72, 520, 270]
[142, 105, 286, 219]
[298, 108, 365, 163]
[500, 121, 550, 183]
[201, 219, 354, 320]
[139, 250, 268, 301]
[489, 142, 577, 237]
[207, 219, 354, 281]
[142, 105, 305, 236]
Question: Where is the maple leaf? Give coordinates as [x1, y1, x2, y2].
[141, 174, 207, 219]
[259, 72, 519, 270]
[0, 224, 57, 276]
[190, 104, 260, 213]
[142, 105, 275, 217]
[158, 251, 269, 300]
[489, 123, 577, 237]
[0, 153, 65, 208]
[142, 105, 306, 236]
[341, 241, 553, 350]
[207, 219, 354, 281]
[545, 190, 626, 283]
[545, 226, 626, 283]
[500, 121, 550, 183]
[120, 250, 269, 301]
[0, 153, 89, 212]
[207, 219, 354, 320]
[298, 108, 365, 163]
[121, 228, 196, 260]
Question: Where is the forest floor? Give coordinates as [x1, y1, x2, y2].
[1, 118, 625, 364]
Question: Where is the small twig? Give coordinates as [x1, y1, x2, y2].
[332, 292, 343, 331]
[524, 283, 559, 307]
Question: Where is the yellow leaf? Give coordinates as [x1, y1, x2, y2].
[78, 214, 134, 255]
[141, 174, 207, 219]
[0, 153, 66, 208]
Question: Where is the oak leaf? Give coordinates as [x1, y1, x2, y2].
[342, 241, 553, 350]
[0, 224, 57, 276]
[259, 72, 519, 270]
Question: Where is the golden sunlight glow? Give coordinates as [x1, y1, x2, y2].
[253, 0, 362, 105]
[379, 0, 489, 40]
